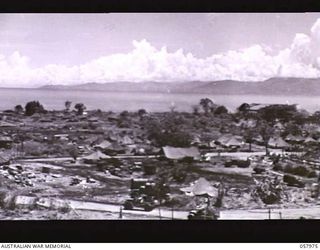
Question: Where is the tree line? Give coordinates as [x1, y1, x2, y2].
[14, 101, 87, 116]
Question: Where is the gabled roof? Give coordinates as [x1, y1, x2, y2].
[81, 151, 111, 161]
[285, 134, 304, 142]
[94, 140, 112, 149]
[268, 137, 289, 148]
[304, 136, 317, 143]
[120, 135, 134, 145]
[216, 134, 243, 147]
[162, 146, 200, 160]
[0, 121, 17, 127]
[216, 134, 232, 145]
[0, 154, 10, 163]
[180, 178, 218, 197]
[0, 136, 13, 142]
[225, 137, 243, 147]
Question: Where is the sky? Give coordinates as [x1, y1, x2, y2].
[1, 13, 320, 87]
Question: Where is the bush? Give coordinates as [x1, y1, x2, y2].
[283, 165, 313, 178]
[25, 101, 46, 116]
[308, 170, 317, 178]
[214, 105, 228, 115]
[273, 163, 283, 171]
[283, 174, 305, 187]
[58, 205, 71, 214]
[253, 167, 266, 174]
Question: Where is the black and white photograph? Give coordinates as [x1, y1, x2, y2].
[1, 13, 320, 222]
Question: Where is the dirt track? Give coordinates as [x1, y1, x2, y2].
[30, 196, 320, 220]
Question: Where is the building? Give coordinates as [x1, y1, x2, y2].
[162, 146, 200, 160]
[268, 137, 289, 149]
[216, 135, 244, 148]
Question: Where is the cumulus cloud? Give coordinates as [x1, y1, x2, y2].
[2, 18, 320, 87]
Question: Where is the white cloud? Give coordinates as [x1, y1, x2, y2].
[2, 19, 320, 87]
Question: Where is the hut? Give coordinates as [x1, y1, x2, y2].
[94, 140, 113, 150]
[81, 151, 111, 163]
[162, 146, 200, 160]
[268, 137, 289, 149]
[304, 136, 318, 144]
[180, 178, 218, 197]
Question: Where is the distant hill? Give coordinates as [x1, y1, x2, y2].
[39, 81, 187, 93]
[39, 77, 320, 96]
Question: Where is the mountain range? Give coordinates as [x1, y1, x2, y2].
[39, 77, 320, 96]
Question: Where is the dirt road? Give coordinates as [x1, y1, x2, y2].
[35, 197, 189, 220]
[35, 196, 320, 220]
[220, 206, 320, 219]
[205, 151, 303, 159]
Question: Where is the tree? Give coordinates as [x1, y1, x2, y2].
[237, 103, 250, 113]
[169, 102, 176, 113]
[214, 105, 228, 115]
[120, 110, 129, 118]
[199, 98, 215, 115]
[192, 105, 200, 115]
[68, 145, 79, 161]
[145, 114, 192, 147]
[259, 122, 274, 155]
[25, 101, 46, 116]
[244, 128, 258, 152]
[74, 103, 86, 115]
[311, 111, 320, 124]
[14, 105, 23, 114]
[259, 104, 298, 124]
[65, 101, 72, 112]
[137, 109, 147, 120]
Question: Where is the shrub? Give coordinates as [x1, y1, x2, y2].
[283, 165, 314, 178]
[273, 163, 283, 171]
[283, 174, 305, 187]
[25, 101, 46, 116]
[308, 170, 317, 178]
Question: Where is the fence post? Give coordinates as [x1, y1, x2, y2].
[268, 208, 271, 220]
[119, 206, 123, 219]
[171, 206, 174, 220]
[158, 206, 162, 220]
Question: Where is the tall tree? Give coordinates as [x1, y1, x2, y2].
[74, 103, 86, 115]
[14, 105, 23, 114]
[259, 122, 274, 155]
[244, 128, 257, 152]
[237, 103, 250, 113]
[65, 101, 72, 112]
[25, 101, 46, 116]
[137, 109, 147, 120]
[199, 98, 214, 115]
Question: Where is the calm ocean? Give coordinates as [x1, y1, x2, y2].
[1, 88, 320, 113]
